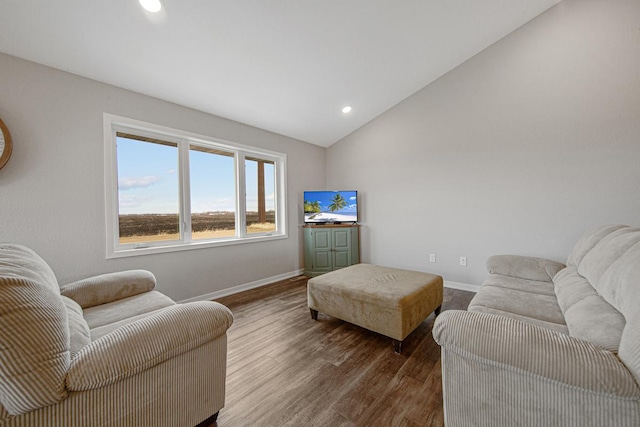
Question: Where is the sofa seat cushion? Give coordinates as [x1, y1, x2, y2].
[468, 282, 568, 334]
[83, 291, 175, 330]
[480, 274, 556, 296]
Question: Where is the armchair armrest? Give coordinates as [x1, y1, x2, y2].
[67, 301, 233, 391]
[432, 310, 637, 396]
[486, 255, 565, 282]
[60, 270, 157, 308]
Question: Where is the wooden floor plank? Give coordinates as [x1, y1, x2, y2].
[210, 277, 474, 427]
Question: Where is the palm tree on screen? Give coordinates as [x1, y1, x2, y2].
[304, 200, 321, 213]
[328, 194, 347, 212]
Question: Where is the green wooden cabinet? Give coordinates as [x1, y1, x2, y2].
[303, 225, 360, 277]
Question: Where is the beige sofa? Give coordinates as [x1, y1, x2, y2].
[0, 244, 233, 426]
[433, 225, 640, 426]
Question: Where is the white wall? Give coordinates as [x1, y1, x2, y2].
[0, 53, 325, 301]
[326, 0, 640, 286]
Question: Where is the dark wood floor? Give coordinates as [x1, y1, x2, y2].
[209, 276, 474, 427]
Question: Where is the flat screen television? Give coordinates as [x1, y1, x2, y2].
[304, 190, 358, 224]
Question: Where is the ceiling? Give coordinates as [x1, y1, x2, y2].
[0, 0, 561, 147]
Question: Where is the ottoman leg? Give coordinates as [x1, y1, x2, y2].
[310, 308, 319, 320]
[434, 304, 442, 317]
[393, 339, 403, 354]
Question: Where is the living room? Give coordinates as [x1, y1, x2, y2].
[1, 0, 639, 425]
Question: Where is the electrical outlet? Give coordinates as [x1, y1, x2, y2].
[460, 256, 467, 266]
[429, 253, 436, 263]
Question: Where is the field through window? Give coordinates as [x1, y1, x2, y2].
[118, 211, 276, 244]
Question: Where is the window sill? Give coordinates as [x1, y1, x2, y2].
[107, 232, 287, 259]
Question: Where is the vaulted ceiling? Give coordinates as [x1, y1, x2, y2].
[0, 1, 561, 146]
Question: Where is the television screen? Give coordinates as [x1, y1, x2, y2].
[304, 190, 358, 224]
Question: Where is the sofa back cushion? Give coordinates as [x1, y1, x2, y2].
[566, 224, 627, 267]
[563, 225, 640, 383]
[554, 267, 625, 353]
[619, 313, 640, 385]
[597, 240, 640, 384]
[0, 244, 69, 415]
[577, 227, 640, 310]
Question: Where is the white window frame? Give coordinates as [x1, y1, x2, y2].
[104, 113, 287, 258]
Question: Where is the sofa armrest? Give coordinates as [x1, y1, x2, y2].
[486, 255, 565, 282]
[432, 310, 637, 396]
[60, 270, 157, 308]
[66, 301, 233, 391]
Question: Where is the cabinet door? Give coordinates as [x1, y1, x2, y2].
[311, 229, 333, 273]
[332, 228, 352, 270]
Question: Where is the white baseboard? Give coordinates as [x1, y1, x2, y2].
[444, 280, 480, 293]
[179, 270, 477, 303]
[179, 268, 305, 303]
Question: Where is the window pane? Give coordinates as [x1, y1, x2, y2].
[116, 134, 179, 244]
[190, 145, 236, 239]
[245, 158, 276, 234]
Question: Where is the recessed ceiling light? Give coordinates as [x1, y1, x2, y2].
[342, 106, 352, 114]
[139, 0, 162, 13]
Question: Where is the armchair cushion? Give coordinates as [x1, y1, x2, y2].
[486, 254, 565, 282]
[83, 290, 175, 331]
[67, 301, 233, 390]
[0, 244, 59, 292]
[61, 296, 91, 357]
[60, 270, 157, 309]
[89, 307, 168, 340]
[0, 244, 69, 415]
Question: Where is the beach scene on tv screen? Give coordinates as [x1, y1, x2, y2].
[304, 191, 358, 223]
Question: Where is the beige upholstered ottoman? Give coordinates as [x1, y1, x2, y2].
[307, 263, 443, 353]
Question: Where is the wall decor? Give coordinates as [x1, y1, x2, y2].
[0, 117, 12, 170]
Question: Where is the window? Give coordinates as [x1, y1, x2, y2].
[104, 114, 287, 258]
[245, 157, 276, 235]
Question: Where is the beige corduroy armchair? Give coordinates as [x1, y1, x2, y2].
[0, 243, 233, 427]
